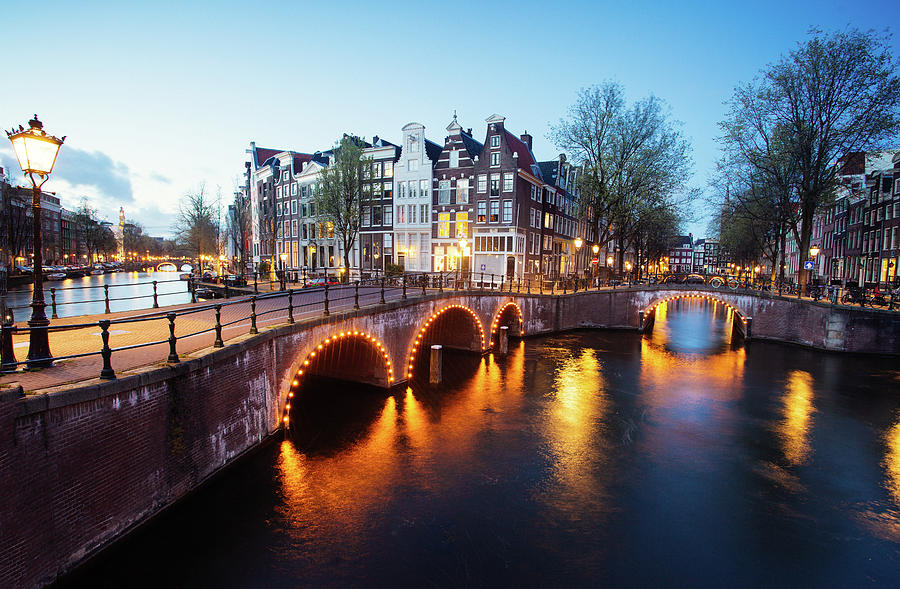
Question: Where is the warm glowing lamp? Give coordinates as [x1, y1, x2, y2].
[592, 244, 600, 255]
[809, 245, 820, 257]
[574, 237, 583, 250]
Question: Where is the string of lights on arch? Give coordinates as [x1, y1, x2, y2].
[282, 330, 394, 427]
[406, 304, 487, 380]
[489, 302, 524, 346]
[643, 294, 746, 325]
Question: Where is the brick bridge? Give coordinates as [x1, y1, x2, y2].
[2, 285, 898, 588]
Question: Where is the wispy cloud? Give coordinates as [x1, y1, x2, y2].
[149, 171, 171, 184]
[52, 147, 134, 202]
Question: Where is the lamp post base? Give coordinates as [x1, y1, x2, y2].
[26, 315, 53, 369]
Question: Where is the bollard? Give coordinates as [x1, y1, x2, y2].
[104, 284, 111, 314]
[422, 274, 427, 297]
[439, 273, 443, 293]
[490, 274, 494, 290]
[249, 296, 258, 333]
[254, 271, 259, 294]
[1, 323, 17, 373]
[497, 325, 509, 355]
[213, 305, 224, 348]
[745, 316, 753, 340]
[481, 272, 485, 291]
[152, 280, 159, 308]
[287, 289, 294, 324]
[224, 283, 230, 299]
[166, 313, 179, 363]
[99, 320, 116, 379]
[50, 288, 58, 319]
[323, 284, 330, 316]
[380, 277, 386, 304]
[430, 344, 443, 385]
[354, 281, 360, 310]
[402, 274, 407, 300]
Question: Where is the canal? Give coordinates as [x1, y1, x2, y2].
[4, 271, 191, 319]
[55, 298, 900, 587]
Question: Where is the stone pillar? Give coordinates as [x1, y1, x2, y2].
[429, 344, 442, 384]
[744, 316, 753, 340]
[497, 326, 509, 355]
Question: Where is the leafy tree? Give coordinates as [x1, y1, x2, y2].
[314, 136, 370, 281]
[172, 183, 219, 269]
[719, 28, 900, 287]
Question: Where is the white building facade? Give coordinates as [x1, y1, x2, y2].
[393, 123, 438, 272]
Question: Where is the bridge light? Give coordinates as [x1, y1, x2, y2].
[317, 344, 323, 350]
[303, 360, 309, 365]
[286, 403, 291, 410]
[298, 370, 303, 375]
[288, 392, 294, 398]
[283, 416, 289, 423]
[310, 351, 316, 357]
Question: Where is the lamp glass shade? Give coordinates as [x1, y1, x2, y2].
[9, 127, 63, 175]
[592, 245, 600, 254]
[574, 237, 583, 249]
[809, 245, 820, 257]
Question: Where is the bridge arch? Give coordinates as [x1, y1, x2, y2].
[405, 304, 487, 380]
[282, 329, 395, 428]
[489, 301, 524, 345]
[642, 292, 748, 330]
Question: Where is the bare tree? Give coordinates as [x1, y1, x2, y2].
[172, 183, 219, 271]
[719, 28, 900, 287]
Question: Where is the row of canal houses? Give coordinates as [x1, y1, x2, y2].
[243, 114, 596, 280]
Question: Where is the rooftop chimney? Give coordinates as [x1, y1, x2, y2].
[467, 128, 472, 135]
[520, 131, 532, 151]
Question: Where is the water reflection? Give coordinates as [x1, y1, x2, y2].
[885, 414, 900, 505]
[777, 371, 816, 466]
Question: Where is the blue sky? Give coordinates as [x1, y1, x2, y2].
[2, 0, 897, 238]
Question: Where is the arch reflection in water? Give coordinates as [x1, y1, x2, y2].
[646, 298, 736, 354]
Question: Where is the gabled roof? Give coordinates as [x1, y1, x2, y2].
[425, 138, 443, 163]
[459, 129, 483, 159]
[251, 146, 285, 168]
[505, 131, 540, 179]
[538, 161, 559, 185]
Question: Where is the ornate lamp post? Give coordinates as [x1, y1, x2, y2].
[6, 115, 64, 368]
[574, 237, 583, 278]
[279, 252, 287, 290]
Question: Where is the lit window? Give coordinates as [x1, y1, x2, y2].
[383, 161, 393, 178]
[456, 211, 469, 237]
[490, 201, 499, 223]
[477, 201, 486, 223]
[438, 212, 450, 237]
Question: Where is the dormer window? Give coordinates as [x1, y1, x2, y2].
[409, 135, 418, 152]
[490, 135, 500, 148]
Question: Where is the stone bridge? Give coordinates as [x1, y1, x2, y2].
[2, 285, 898, 588]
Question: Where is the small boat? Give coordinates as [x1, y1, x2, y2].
[46, 273, 67, 280]
[180, 273, 192, 281]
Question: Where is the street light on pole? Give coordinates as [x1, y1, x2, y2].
[279, 252, 287, 290]
[574, 237, 583, 278]
[6, 115, 64, 368]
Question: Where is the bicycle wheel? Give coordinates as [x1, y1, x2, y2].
[709, 277, 724, 288]
[727, 279, 738, 290]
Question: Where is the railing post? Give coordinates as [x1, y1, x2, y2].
[439, 273, 443, 293]
[422, 273, 427, 297]
[288, 289, 294, 323]
[254, 271, 258, 294]
[1, 323, 17, 373]
[402, 273, 408, 300]
[323, 284, 330, 316]
[50, 288, 58, 319]
[480, 272, 484, 291]
[573, 277, 578, 293]
[490, 273, 494, 290]
[99, 319, 116, 379]
[152, 280, 159, 308]
[224, 282, 230, 299]
[551, 279, 555, 295]
[354, 281, 360, 310]
[517, 278, 521, 293]
[380, 277, 386, 304]
[563, 279, 567, 295]
[166, 313, 179, 363]
[526, 279, 530, 293]
[540, 278, 543, 295]
[214, 305, 224, 348]
[249, 296, 258, 333]
[104, 284, 111, 314]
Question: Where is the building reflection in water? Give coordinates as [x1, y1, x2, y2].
[776, 370, 816, 466]
[884, 414, 900, 505]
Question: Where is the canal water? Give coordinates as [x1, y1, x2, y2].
[3, 271, 191, 318]
[56, 299, 900, 587]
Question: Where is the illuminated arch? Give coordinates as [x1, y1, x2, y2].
[282, 329, 395, 428]
[642, 293, 747, 328]
[405, 304, 487, 380]
[156, 262, 177, 272]
[489, 301, 524, 346]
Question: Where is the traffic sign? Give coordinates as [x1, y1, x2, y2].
[591, 258, 599, 264]
[480, 264, 486, 271]
[803, 260, 814, 270]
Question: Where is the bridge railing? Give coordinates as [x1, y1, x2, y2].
[2, 271, 896, 382]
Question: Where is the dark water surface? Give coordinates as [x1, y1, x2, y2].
[57, 299, 900, 588]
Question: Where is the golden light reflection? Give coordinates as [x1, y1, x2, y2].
[884, 414, 900, 505]
[276, 396, 400, 542]
[545, 349, 609, 508]
[776, 370, 816, 466]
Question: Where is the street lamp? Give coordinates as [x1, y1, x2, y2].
[573, 238, 583, 278]
[457, 236, 468, 286]
[6, 115, 64, 368]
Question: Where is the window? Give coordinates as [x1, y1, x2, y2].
[409, 136, 418, 152]
[490, 201, 499, 223]
[503, 200, 513, 223]
[490, 152, 500, 167]
[372, 183, 383, 198]
[384, 161, 393, 178]
[309, 202, 316, 216]
[477, 174, 488, 193]
[399, 182, 407, 199]
[420, 179, 428, 199]
[477, 201, 487, 223]
[302, 224, 308, 239]
[371, 162, 381, 178]
[291, 200, 297, 215]
[362, 207, 371, 227]
[384, 206, 392, 225]
[490, 135, 500, 148]
[449, 149, 459, 168]
[292, 219, 298, 237]
[373, 206, 383, 226]
[420, 204, 429, 223]
[503, 173, 514, 192]
[438, 213, 450, 237]
[531, 185, 537, 201]
[409, 204, 417, 224]
[456, 212, 468, 237]
[277, 202, 283, 216]
[292, 184, 297, 195]
[384, 182, 393, 199]
[438, 180, 451, 204]
[397, 205, 405, 224]
[490, 174, 500, 197]
[456, 178, 469, 203]
[408, 159, 418, 171]
[282, 171, 289, 181]
[544, 212, 552, 229]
